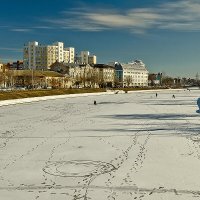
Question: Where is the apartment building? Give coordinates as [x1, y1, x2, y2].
[75, 51, 97, 65]
[80, 51, 89, 64]
[64, 47, 75, 63]
[23, 41, 75, 70]
[115, 60, 149, 87]
[88, 55, 97, 65]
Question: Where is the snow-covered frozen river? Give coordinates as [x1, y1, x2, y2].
[0, 89, 200, 200]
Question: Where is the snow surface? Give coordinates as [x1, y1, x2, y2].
[0, 89, 200, 200]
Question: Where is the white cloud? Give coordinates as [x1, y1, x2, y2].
[44, 0, 200, 33]
[0, 47, 22, 52]
[0, 26, 9, 28]
[33, 26, 54, 29]
[11, 28, 32, 32]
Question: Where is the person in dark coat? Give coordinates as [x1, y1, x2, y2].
[94, 100, 97, 105]
[197, 98, 200, 113]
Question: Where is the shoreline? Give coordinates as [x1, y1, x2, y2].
[0, 88, 184, 107]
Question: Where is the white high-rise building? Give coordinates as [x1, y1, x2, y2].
[53, 42, 64, 62]
[81, 51, 89, 64]
[23, 41, 39, 69]
[76, 51, 97, 64]
[64, 47, 75, 63]
[23, 41, 75, 70]
[88, 55, 97, 65]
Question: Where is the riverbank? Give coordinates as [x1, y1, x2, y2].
[0, 88, 106, 101]
[0, 87, 175, 101]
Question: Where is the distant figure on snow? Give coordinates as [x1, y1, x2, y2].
[172, 95, 175, 98]
[156, 93, 158, 97]
[94, 100, 97, 105]
[115, 91, 119, 94]
[197, 98, 200, 113]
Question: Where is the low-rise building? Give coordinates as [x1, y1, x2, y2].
[6, 70, 72, 89]
[7, 60, 24, 70]
[50, 61, 115, 88]
[50, 62, 95, 88]
[93, 64, 115, 87]
[0, 63, 3, 72]
[49, 61, 69, 74]
[68, 63, 97, 88]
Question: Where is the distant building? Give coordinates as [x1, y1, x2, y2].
[81, 51, 89, 64]
[23, 41, 75, 70]
[50, 61, 114, 88]
[93, 64, 115, 87]
[11, 70, 72, 89]
[75, 51, 97, 65]
[0, 63, 3, 72]
[88, 55, 97, 65]
[75, 54, 82, 64]
[7, 60, 24, 70]
[0, 63, 9, 73]
[114, 60, 149, 87]
[148, 73, 162, 86]
[64, 47, 75, 63]
[69, 63, 97, 88]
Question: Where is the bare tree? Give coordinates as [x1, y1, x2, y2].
[0, 72, 4, 87]
[162, 76, 174, 86]
[125, 75, 132, 87]
[5, 70, 15, 88]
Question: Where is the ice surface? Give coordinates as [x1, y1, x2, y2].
[0, 89, 200, 200]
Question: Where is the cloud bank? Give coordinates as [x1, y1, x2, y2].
[45, 0, 200, 33]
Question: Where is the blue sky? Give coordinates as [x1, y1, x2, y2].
[0, 0, 200, 77]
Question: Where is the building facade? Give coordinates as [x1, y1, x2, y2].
[88, 55, 97, 65]
[75, 51, 97, 65]
[50, 61, 114, 88]
[23, 41, 75, 70]
[64, 47, 75, 63]
[93, 64, 115, 87]
[115, 60, 149, 87]
[0, 63, 3, 72]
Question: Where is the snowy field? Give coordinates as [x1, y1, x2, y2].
[0, 89, 200, 200]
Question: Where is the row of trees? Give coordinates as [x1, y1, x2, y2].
[1, 64, 200, 89]
[0, 70, 16, 88]
[149, 71, 200, 87]
[72, 68, 114, 88]
[0, 69, 114, 89]
[0, 71, 71, 89]
[149, 75, 200, 87]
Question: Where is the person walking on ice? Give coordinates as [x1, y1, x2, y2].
[172, 95, 175, 98]
[156, 93, 158, 98]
